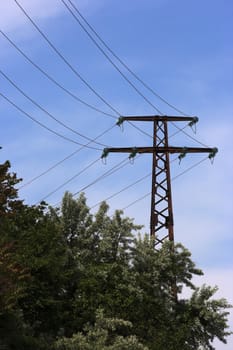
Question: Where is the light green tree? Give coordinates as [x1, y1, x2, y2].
[55, 309, 148, 350]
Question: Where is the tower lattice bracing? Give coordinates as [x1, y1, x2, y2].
[151, 120, 174, 246]
[102, 115, 217, 245]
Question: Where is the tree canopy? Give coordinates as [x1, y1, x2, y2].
[0, 159, 231, 349]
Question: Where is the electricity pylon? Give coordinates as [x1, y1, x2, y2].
[102, 115, 217, 247]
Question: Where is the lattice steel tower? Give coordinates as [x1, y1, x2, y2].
[102, 115, 217, 247]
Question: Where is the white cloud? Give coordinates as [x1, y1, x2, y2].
[0, 0, 107, 35]
[0, 0, 65, 33]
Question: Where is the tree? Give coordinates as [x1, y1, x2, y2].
[55, 309, 148, 350]
[124, 236, 232, 350]
[59, 193, 231, 349]
[0, 160, 231, 349]
[0, 161, 70, 348]
[61, 194, 142, 333]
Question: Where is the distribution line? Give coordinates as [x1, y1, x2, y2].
[19, 116, 187, 192]
[90, 156, 179, 209]
[170, 124, 209, 147]
[19, 124, 116, 189]
[122, 156, 209, 210]
[3, 1, 209, 205]
[39, 157, 100, 203]
[35, 118, 192, 205]
[13, 0, 120, 117]
[0, 91, 102, 150]
[169, 124, 190, 139]
[72, 157, 132, 196]
[0, 30, 116, 119]
[61, 0, 163, 114]
[40, 148, 208, 210]
[0, 30, 152, 139]
[92, 155, 208, 226]
[65, 0, 187, 116]
[5, 3, 208, 145]
[61, 0, 209, 147]
[26, 113, 202, 206]
[51, 156, 134, 207]
[90, 173, 151, 210]
[0, 69, 108, 147]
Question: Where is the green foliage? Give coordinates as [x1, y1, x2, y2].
[55, 309, 148, 350]
[0, 160, 231, 349]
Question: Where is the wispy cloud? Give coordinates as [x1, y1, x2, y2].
[0, 0, 65, 33]
[0, 0, 107, 35]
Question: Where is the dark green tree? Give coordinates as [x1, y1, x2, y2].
[0, 161, 70, 348]
[0, 160, 231, 349]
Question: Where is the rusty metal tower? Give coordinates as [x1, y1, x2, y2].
[102, 115, 217, 247]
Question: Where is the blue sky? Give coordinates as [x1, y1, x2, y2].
[0, 0, 233, 347]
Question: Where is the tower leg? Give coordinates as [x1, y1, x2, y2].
[150, 120, 174, 245]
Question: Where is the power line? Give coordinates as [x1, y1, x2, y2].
[42, 147, 209, 214]
[40, 153, 136, 203]
[170, 124, 209, 147]
[0, 69, 108, 147]
[61, 0, 163, 114]
[72, 156, 132, 197]
[0, 30, 116, 119]
[19, 148, 82, 190]
[90, 173, 151, 209]
[11, 0, 163, 142]
[90, 155, 179, 209]
[13, 0, 121, 116]
[122, 156, 209, 210]
[0, 91, 102, 150]
[64, 0, 187, 116]
[17, 116, 188, 192]
[61, 0, 209, 147]
[171, 156, 210, 180]
[37, 117, 189, 204]
[3, 3, 209, 147]
[123, 193, 150, 211]
[104, 115, 216, 242]
[19, 124, 116, 189]
[50, 156, 134, 207]
[38, 118, 190, 205]
[36, 116, 199, 207]
[0, 30, 152, 140]
[39, 157, 100, 203]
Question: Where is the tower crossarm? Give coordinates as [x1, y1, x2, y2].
[104, 146, 215, 155]
[101, 115, 218, 247]
[119, 115, 198, 122]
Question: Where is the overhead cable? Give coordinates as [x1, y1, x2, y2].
[39, 157, 100, 202]
[122, 156, 209, 210]
[19, 124, 116, 189]
[90, 156, 178, 209]
[0, 69, 108, 147]
[13, 0, 120, 116]
[0, 91, 102, 150]
[61, 0, 209, 147]
[90, 173, 151, 209]
[170, 124, 209, 147]
[64, 0, 187, 116]
[61, 0, 163, 114]
[50, 156, 134, 207]
[72, 156, 132, 197]
[0, 27, 152, 139]
[0, 30, 116, 119]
